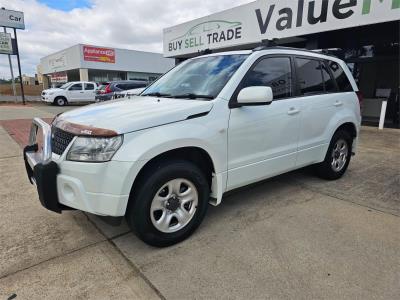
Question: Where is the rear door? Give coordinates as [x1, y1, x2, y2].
[295, 57, 343, 167]
[66, 83, 84, 102]
[83, 83, 96, 101]
[227, 56, 301, 190]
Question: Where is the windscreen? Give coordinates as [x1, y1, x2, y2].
[142, 54, 249, 99]
[59, 82, 73, 89]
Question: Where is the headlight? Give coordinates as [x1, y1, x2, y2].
[66, 135, 123, 162]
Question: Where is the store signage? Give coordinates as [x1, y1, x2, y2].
[168, 20, 242, 52]
[48, 52, 68, 71]
[0, 9, 25, 29]
[0, 32, 13, 54]
[83, 45, 115, 63]
[163, 0, 400, 57]
[50, 72, 68, 83]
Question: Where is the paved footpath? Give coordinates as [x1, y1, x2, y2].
[0, 104, 399, 299]
[0, 105, 162, 299]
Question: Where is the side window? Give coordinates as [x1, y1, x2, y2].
[241, 57, 292, 100]
[84, 83, 95, 90]
[69, 83, 82, 91]
[328, 61, 353, 92]
[114, 84, 122, 91]
[296, 58, 324, 95]
[321, 62, 337, 93]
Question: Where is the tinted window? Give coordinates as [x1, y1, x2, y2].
[126, 83, 146, 89]
[84, 83, 95, 90]
[242, 57, 292, 100]
[69, 83, 82, 91]
[296, 58, 324, 95]
[321, 62, 336, 93]
[328, 61, 353, 92]
[113, 84, 124, 91]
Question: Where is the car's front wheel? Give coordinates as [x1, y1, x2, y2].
[126, 160, 209, 247]
[54, 96, 67, 106]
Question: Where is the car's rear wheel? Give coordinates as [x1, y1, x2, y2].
[54, 97, 67, 106]
[126, 160, 209, 247]
[316, 130, 352, 180]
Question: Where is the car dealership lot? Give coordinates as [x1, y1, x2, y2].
[0, 104, 399, 299]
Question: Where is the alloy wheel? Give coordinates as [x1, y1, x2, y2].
[150, 178, 198, 233]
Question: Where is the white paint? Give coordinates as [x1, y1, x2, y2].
[163, 0, 400, 57]
[28, 48, 361, 217]
[379, 100, 387, 130]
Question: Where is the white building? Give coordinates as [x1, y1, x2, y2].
[39, 44, 175, 87]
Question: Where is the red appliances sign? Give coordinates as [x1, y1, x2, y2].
[83, 45, 115, 63]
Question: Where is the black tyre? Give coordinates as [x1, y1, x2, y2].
[316, 130, 352, 180]
[54, 97, 67, 106]
[126, 160, 209, 247]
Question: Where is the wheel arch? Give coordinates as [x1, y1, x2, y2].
[333, 122, 358, 138]
[127, 146, 220, 212]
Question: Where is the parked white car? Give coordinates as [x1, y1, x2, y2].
[41, 81, 98, 106]
[25, 47, 361, 246]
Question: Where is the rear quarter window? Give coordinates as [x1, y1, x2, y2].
[295, 58, 325, 96]
[327, 61, 353, 92]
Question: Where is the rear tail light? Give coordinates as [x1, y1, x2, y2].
[356, 91, 363, 110]
[104, 84, 112, 94]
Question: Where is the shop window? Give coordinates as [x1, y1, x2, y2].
[296, 58, 324, 95]
[242, 57, 292, 100]
[328, 61, 353, 92]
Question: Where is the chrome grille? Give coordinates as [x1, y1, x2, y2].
[51, 126, 75, 155]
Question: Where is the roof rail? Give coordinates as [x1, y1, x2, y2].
[311, 48, 342, 57]
[197, 48, 212, 56]
[252, 43, 344, 58]
[253, 39, 279, 51]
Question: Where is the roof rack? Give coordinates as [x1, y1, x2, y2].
[253, 39, 279, 51]
[252, 42, 342, 58]
[311, 48, 342, 56]
[197, 48, 212, 56]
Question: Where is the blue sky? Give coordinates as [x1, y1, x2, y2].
[38, 0, 91, 11]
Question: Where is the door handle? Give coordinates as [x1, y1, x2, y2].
[287, 107, 300, 115]
[334, 100, 343, 107]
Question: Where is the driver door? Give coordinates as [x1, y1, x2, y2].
[67, 83, 84, 102]
[227, 56, 301, 190]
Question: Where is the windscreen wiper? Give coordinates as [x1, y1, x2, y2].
[172, 93, 214, 100]
[142, 92, 172, 97]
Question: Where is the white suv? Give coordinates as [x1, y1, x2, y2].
[41, 81, 97, 106]
[24, 48, 361, 246]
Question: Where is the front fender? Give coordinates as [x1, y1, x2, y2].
[113, 117, 226, 172]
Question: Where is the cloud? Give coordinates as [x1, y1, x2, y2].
[0, 0, 252, 79]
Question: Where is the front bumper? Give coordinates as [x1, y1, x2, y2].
[23, 118, 66, 213]
[41, 95, 52, 102]
[24, 118, 132, 216]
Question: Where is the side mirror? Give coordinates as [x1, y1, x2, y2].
[236, 86, 273, 106]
